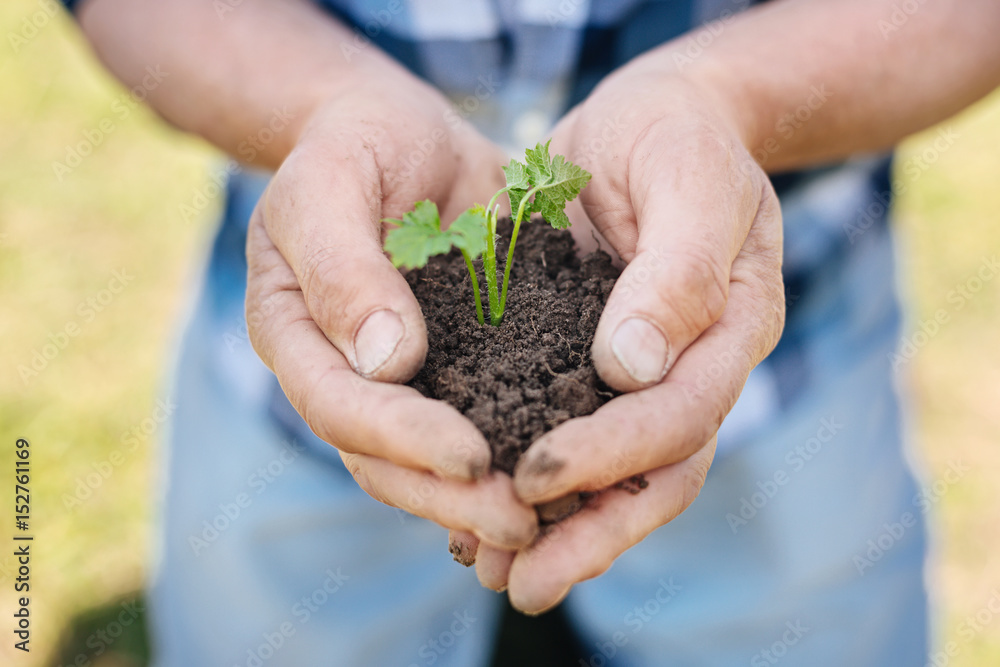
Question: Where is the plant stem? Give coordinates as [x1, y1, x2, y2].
[483, 207, 502, 325]
[486, 187, 509, 218]
[498, 185, 538, 317]
[460, 249, 485, 325]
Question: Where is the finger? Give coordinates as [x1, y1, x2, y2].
[261, 132, 428, 382]
[550, 107, 637, 257]
[247, 211, 491, 480]
[475, 543, 515, 592]
[508, 438, 716, 615]
[436, 131, 509, 222]
[342, 452, 538, 550]
[590, 121, 774, 391]
[448, 530, 479, 567]
[514, 246, 783, 503]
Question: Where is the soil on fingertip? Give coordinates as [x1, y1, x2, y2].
[405, 218, 624, 486]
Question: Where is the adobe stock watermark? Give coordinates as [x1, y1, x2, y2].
[406, 609, 477, 667]
[383, 75, 500, 190]
[179, 161, 241, 224]
[927, 589, 1000, 667]
[237, 107, 295, 163]
[671, 1, 749, 70]
[602, 247, 669, 320]
[391, 435, 486, 525]
[844, 126, 960, 244]
[17, 269, 134, 386]
[52, 67, 169, 181]
[725, 416, 844, 534]
[62, 398, 176, 510]
[888, 255, 999, 371]
[188, 439, 306, 556]
[739, 84, 832, 174]
[578, 578, 682, 667]
[338, 1, 405, 62]
[878, 0, 931, 39]
[383, 75, 500, 189]
[57, 598, 144, 667]
[231, 291, 284, 352]
[750, 620, 810, 666]
[573, 115, 627, 173]
[180, 108, 292, 223]
[232, 566, 350, 667]
[8, 0, 60, 54]
[853, 459, 969, 575]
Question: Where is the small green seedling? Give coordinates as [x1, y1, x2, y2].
[383, 140, 591, 326]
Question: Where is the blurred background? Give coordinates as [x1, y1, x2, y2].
[2, 1, 999, 665]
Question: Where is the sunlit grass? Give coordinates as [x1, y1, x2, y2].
[1, 2, 218, 664]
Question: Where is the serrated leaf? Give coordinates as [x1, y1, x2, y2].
[535, 197, 571, 230]
[402, 199, 442, 230]
[502, 159, 530, 190]
[502, 158, 532, 218]
[524, 140, 555, 187]
[448, 205, 489, 260]
[531, 152, 591, 230]
[383, 199, 452, 269]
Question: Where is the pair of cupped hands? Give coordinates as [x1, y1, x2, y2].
[245, 58, 785, 615]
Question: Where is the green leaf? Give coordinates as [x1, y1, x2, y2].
[448, 205, 489, 260]
[502, 158, 532, 218]
[402, 199, 443, 230]
[523, 140, 555, 187]
[383, 200, 453, 269]
[522, 142, 591, 230]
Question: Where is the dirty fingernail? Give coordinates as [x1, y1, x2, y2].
[449, 540, 476, 567]
[610, 317, 668, 384]
[354, 309, 404, 376]
[514, 451, 567, 503]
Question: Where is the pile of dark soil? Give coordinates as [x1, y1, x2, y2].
[406, 219, 620, 477]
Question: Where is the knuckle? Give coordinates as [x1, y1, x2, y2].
[677, 457, 710, 517]
[299, 246, 366, 332]
[736, 265, 787, 361]
[297, 367, 350, 449]
[263, 157, 304, 221]
[662, 248, 729, 334]
[581, 196, 636, 246]
[363, 476, 391, 507]
[342, 454, 378, 498]
[685, 365, 737, 441]
[684, 452, 712, 502]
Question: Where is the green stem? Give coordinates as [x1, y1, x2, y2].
[460, 249, 484, 325]
[498, 185, 539, 317]
[483, 208, 502, 325]
[486, 187, 509, 218]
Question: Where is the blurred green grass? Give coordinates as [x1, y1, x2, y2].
[1, 1, 999, 665]
[1, 2, 218, 664]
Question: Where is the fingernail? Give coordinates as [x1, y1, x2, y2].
[514, 449, 567, 503]
[449, 540, 475, 567]
[354, 309, 404, 376]
[611, 317, 669, 384]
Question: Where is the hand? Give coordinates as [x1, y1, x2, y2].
[245, 70, 538, 551]
[466, 69, 786, 612]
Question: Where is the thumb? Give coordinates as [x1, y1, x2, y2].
[590, 126, 765, 391]
[260, 135, 427, 382]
